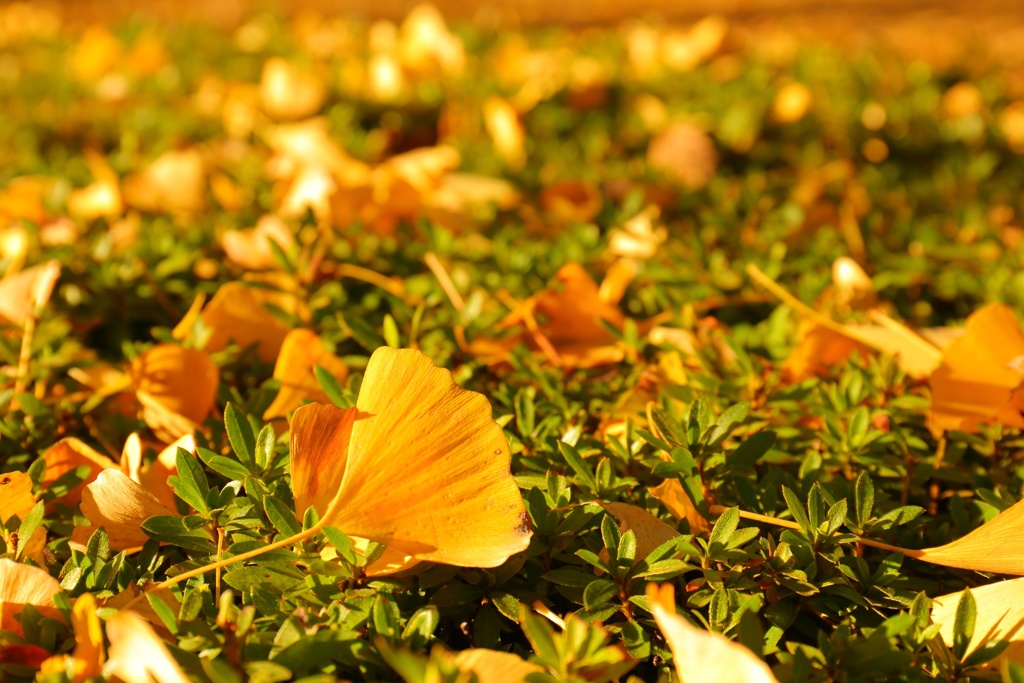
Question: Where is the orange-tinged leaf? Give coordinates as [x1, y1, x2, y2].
[0, 471, 37, 524]
[73, 470, 178, 552]
[259, 57, 326, 121]
[600, 502, 680, 561]
[104, 610, 190, 683]
[933, 578, 1024, 666]
[647, 582, 777, 683]
[41, 593, 104, 681]
[290, 404, 358, 520]
[647, 122, 718, 189]
[42, 438, 118, 506]
[120, 433, 192, 511]
[130, 344, 219, 442]
[650, 479, 711, 534]
[783, 320, 874, 382]
[468, 262, 631, 368]
[102, 585, 181, 639]
[220, 214, 295, 271]
[0, 259, 61, 327]
[910, 497, 1024, 574]
[0, 559, 62, 635]
[122, 149, 206, 216]
[928, 303, 1024, 434]
[175, 277, 303, 363]
[453, 648, 544, 683]
[264, 329, 349, 422]
[313, 347, 532, 567]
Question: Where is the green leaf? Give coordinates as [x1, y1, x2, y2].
[323, 526, 356, 565]
[854, 471, 874, 528]
[651, 408, 687, 449]
[729, 431, 776, 469]
[254, 424, 275, 471]
[264, 495, 302, 536]
[14, 501, 44, 561]
[707, 402, 750, 447]
[314, 365, 348, 408]
[709, 506, 740, 548]
[383, 313, 400, 347]
[197, 447, 250, 481]
[225, 403, 257, 472]
[559, 442, 598, 493]
[583, 579, 619, 609]
[953, 589, 976, 661]
[782, 486, 812, 535]
[169, 448, 210, 515]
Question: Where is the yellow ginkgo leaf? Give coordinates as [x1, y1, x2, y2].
[932, 578, 1024, 666]
[264, 329, 349, 422]
[0, 471, 38, 524]
[72, 470, 178, 553]
[259, 57, 326, 121]
[120, 433, 193, 511]
[452, 648, 544, 683]
[928, 303, 1024, 435]
[104, 610, 190, 683]
[0, 559, 62, 635]
[220, 214, 295, 271]
[130, 344, 219, 442]
[292, 347, 531, 567]
[647, 583, 777, 683]
[42, 438, 118, 506]
[0, 259, 61, 327]
[40, 593, 104, 682]
[600, 502, 681, 562]
[650, 480, 711, 534]
[484, 97, 526, 169]
[102, 585, 181, 639]
[173, 276, 303, 363]
[0, 472, 46, 565]
[122, 149, 206, 216]
[907, 497, 1024, 574]
[67, 150, 122, 220]
[647, 121, 718, 190]
[463, 262, 633, 369]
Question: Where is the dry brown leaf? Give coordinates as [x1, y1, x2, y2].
[599, 502, 681, 561]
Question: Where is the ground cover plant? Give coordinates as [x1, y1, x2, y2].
[3, 3, 1024, 681]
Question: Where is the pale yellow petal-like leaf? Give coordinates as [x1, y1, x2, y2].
[933, 578, 1024, 666]
[74, 470, 177, 552]
[600, 502, 680, 561]
[104, 610, 190, 683]
[260, 57, 325, 121]
[0, 259, 61, 326]
[647, 583, 777, 683]
[0, 559, 62, 635]
[453, 648, 544, 683]
[321, 347, 531, 567]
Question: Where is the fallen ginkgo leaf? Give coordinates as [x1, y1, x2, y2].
[932, 578, 1024, 665]
[72, 469, 178, 552]
[104, 610, 190, 683]
[0, 559, 63, 635]
[647, 582, 777, 683]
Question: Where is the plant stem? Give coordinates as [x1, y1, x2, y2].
[124, 523, 323, 610]
[709, 505, 919, 557]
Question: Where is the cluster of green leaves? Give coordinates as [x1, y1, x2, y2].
[2, 6, 1024, 683]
